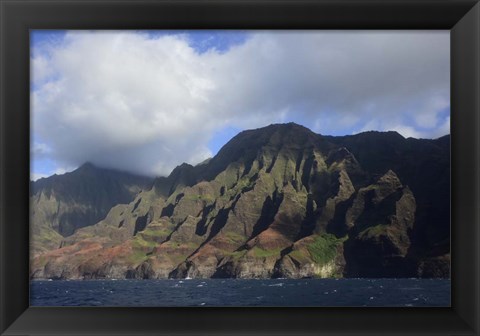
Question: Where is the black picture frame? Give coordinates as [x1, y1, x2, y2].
[1, 0, 479, 335]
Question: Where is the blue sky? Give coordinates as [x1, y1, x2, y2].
[144, 30, 249, 54]
[31, 30, 450, 179]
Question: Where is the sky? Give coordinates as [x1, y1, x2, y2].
[31, 30, 450, 180]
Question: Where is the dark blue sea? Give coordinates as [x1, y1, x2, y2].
[30, 278, 450, 307]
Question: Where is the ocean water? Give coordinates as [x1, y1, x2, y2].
[30, 278, 450, 307]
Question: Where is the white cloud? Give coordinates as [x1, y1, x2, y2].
[31, 173, 49, 181]
[413, 94, 450, 128]
[31, 56, 54, 85]
[53, 167, 73, 175]
[31, 142, 52, 158]
[32, 30, 450, 177]
[430, 116, 451, 139]
[389, 125, 424, 139]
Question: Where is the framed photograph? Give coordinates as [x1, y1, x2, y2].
[1, 0, 479, 335]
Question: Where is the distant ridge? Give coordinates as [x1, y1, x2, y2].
[31, 163, 153, 254]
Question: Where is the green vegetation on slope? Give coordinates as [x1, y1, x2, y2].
[251, 246, 282, 258]
[306, 234, 346, 265]
[359, 224, 388, 239]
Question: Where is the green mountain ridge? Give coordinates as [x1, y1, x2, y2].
[30, 123, 450, 279]
[30, 163, 154, 255]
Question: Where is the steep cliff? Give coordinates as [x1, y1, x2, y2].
[30, 123, 450, 279]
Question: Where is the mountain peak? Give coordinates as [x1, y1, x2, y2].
[77, 162, 96, 171]
[262, 122, 315, 134]
[231, 122, 318, 146]
[376, 169, 403, 189]
[354, 130, 404, 140]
